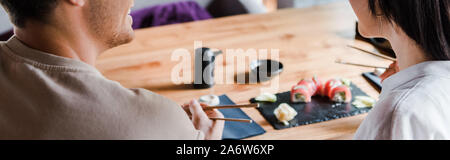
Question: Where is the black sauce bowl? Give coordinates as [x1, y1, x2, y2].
[250, 59, 284, 82]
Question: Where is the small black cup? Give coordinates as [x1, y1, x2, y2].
[193, 47, 221, 89]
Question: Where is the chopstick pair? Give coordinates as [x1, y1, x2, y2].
[204, 103, 259, 110]
[335, 59, 388, 69]
[210, 118, 253, 123]
[347, 45, 396, 61]
[206, 103, 259, 123]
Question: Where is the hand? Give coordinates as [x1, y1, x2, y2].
[182, 100, 224, 140]
[380, 61, 399, 83]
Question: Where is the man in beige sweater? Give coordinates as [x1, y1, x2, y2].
[0, 0, 224, 139]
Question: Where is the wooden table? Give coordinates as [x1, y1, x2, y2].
[97, 1, 391, 140]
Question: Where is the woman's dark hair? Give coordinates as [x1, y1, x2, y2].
[0, 0, 59, 28]
[368, 0, 449, 60]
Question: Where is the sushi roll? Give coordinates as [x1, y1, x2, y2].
[291, 85, 312, 103]
[324, 79, 343, 98]
[291, 77, 327, 103]
[312, 76, 324, 96]
[297, 79, 317, 95]
[329, 85, 352, 103]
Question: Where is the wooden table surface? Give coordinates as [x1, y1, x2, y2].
[97, 1, 391, 140]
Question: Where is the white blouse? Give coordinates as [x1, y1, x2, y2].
[354, 61, 450, 140]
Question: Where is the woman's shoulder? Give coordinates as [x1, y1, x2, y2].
[391, 75, 450, 113]
[355, 67, 450, 139]
[395, 75, 449, 106]
[386, 75, 450, 139]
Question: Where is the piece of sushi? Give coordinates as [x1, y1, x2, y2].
[291, 85, 312, 103]
[274, 103, 298, 126]
[312, 76, 324, 96]
[324, 79, 343, 98]
[297, 79, 317, 95]
[329, 85, 352, 103]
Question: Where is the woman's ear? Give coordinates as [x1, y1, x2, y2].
[373, 1, 393, 39]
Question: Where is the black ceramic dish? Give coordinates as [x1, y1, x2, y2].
[250, 83, 373, 130]
[250, 59, 284, 82]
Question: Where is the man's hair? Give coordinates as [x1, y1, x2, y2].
[368, 0, 450, 60]
[0, 0, 59, 28]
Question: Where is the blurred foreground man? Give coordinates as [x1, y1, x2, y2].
[0, 0, 223, 140]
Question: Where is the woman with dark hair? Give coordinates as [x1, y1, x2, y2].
[349, 0, 450, 140]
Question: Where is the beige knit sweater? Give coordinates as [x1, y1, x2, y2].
[0, 36, 204, 140]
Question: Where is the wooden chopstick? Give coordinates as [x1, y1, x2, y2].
[210, 117, 253, 123]
[347, 45, 396, 61]
[204, 103, 260, 110]
[335, 59, 388, 69]
[205, 104, 257, 123]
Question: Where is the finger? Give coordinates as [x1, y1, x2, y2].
[198, 102, 220, 117]
[181, 103, 192, 117]
[388, 61, 400, 72]
[181, 103, 190, 110]
[185, 112, 192, 119]
[380, 61, 400, 82]
[189, 100, 210, 122]
[212, 109, 224, 119]
[380, 67, 396, 82]
[388, 62, 395, 68]
[379, 68, 393, 80]
[209, 109, 225, 138]
[393, 61, 400, 72]
[202, 109, 222, 118]
[199, 103, 209, 109]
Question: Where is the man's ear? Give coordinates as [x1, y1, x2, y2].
[67, 0, 86, 6]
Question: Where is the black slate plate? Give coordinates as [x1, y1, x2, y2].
[250, 83, 373, 130]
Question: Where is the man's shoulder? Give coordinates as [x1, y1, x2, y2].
[0, 41, 6, 58]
